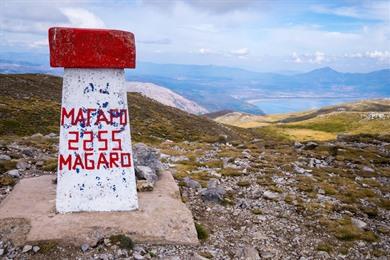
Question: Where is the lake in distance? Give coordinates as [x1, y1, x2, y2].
[250, 97, 365, 114]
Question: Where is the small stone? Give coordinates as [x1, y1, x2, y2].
[362, 166, 375, 173]
[183, 177, 201, 189]
[117, 249, 126, 257]
[207, 179, 218, 189]
[209, 170, 222, 178]
[0, 249, 4, 256]
[169, 155, 189, 162]
[136, 180, 154, 192]
[46, 133, 57, 138]
[293, 163, 306, 174]
[133, 252, 144, 260]
[190, 252, 209, 260]
[294, 141, 303, 149]
[135, 166, 158, 183]
[104, 238, 111, 246]
[22, 245, 33, 253]
[22, 149, 34, 157]
[81, 243, 89, 252]
[16, 160, 30, 170]
[317, 251, 330, 258]
[31, 133, 44, 140]
[200, 179, 225, 203]
[352, 218, 367, 230]
[7, 169, 20, 178]
[133, 246, 146, 255]
[260, 250, 274, 259]
[35, 161, 44, 167]
[304, 141, 318, 150]
[33, 246, 40, 253]
[0, 154, 11, 160]
[237, 246, 260, 260]
[133, 143, 162, 174]
[263, 191, 279, 200]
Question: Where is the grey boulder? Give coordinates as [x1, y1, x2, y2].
[200, 179, 225, 203]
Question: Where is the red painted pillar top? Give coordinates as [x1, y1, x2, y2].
[49, 27, 136, 68]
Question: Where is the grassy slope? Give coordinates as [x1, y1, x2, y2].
[214, 100, 390, 141]
[0, 74, 250, 143]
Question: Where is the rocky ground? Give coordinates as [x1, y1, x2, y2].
[0, 133, 389, 259]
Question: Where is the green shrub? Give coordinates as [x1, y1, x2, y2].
[195, 223, 209, 240]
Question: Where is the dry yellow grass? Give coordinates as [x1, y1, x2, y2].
[281, 128, 336, 141]
[214, 102, 390, 141]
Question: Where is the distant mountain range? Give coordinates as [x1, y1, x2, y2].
[1, 52, 389, 114]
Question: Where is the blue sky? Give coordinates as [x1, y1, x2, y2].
[0, 0, 389, 72]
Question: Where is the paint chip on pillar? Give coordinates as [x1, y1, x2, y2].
[49, 27, 138, 213]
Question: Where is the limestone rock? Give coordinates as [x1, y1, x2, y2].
[237, 246, 260, 260]
[133, 143, 162, 174]
[21, 149, 35, 157]
[136, 180, 154, 192]
[183, 177, 201, 189]
[135, 166, 158, 183]
[6, 169, 20, 178]
[352, 218, 367, 230]
[263, 191, 279, 200]
[16, 160, 30, 170]
[81, 243, 89, 252]
[362, 166, 375, 173]
[304, 141, 318, 150]
[30, 133, 44, 141]
[190, 252, 209, 260]
[22, 245, 32, 253]
[133, 143, 164, 191]
[200, 179, 225, 203]
[0, 154, 11, 160]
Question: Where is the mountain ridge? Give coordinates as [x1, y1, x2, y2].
[1, 53, 389, 114]
[126, 81, 208, 115]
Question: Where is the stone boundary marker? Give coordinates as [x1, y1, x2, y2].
[49, 27, 138, 212]
[0, 27, 198, 246]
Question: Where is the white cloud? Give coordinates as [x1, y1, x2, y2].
[311, 1, 390, 22]
[365, 50, 390, 61]
[290, 51, 327, 64]
[230, 48, 249, 57]
[344, 50, 390, 62]
[0, 1, 105, 34]
[292, 52, 302, 63]
[198, 48, 213, 55]
[144, 0, 259, 14]
[313, 51, 325, 64]
[61, 8, 105, 28]
[344, 52, 363, 58]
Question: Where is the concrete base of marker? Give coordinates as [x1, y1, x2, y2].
[0, 172, 198, 246]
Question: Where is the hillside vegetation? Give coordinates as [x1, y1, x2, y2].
[213, 99, 390, 141]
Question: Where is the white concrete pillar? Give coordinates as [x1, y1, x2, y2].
[49, 27, 138, 212]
